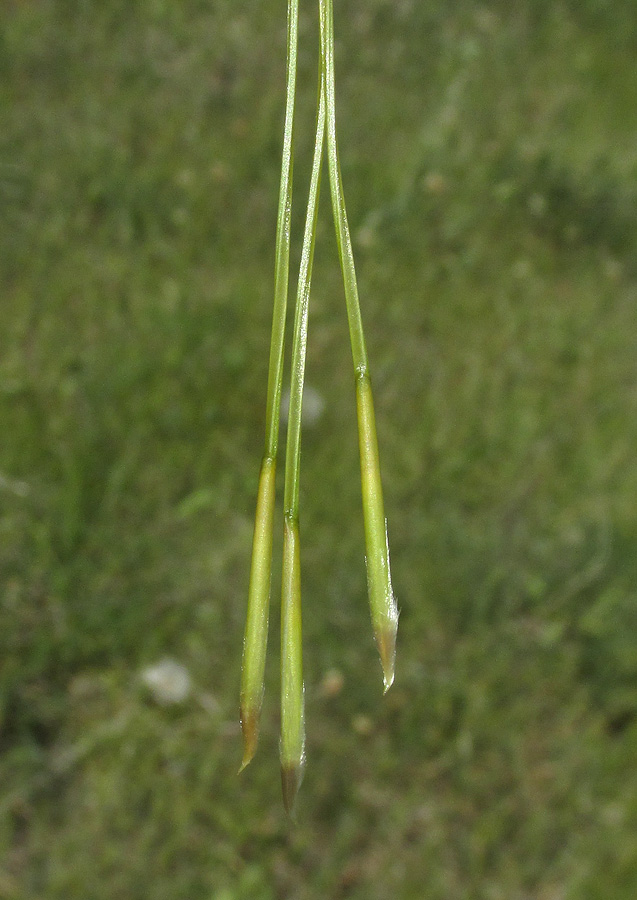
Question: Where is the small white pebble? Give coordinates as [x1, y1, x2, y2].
[423, 171, 447, 195]
[318, 668, 345, 699]
[528, 192, 547, 217]
[280, 384, 325, 428]
[141, 658, 192, 706]
[352, 714, 373, 736]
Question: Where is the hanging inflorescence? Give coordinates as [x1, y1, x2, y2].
[239, 0, 398, 815]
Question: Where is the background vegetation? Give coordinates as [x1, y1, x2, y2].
[1, 0, 637, 896]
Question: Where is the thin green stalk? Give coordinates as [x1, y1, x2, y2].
[240, 0, 299, 772]
[280, 72, 326, 816]
[320, 0, 398, 690]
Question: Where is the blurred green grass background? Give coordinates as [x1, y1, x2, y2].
[2, 0, 637, 896]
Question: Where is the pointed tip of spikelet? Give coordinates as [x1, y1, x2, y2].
[376, 620, 397, 693]
[238, 705, 259, 773]
[281, 761, 304, 817]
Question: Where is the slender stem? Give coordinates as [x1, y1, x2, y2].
[240, 0, 299, 771]
[320, 0, 398, 691]
[265, 0, 299, 458]
[283, 92, 326, 523]
[319, 0, 367, 373]
[280, 68, 326, 816]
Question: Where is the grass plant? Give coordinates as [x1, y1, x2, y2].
[244, 0, 398, 809]
[2, 0, 637, 895]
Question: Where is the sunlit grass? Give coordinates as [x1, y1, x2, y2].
[1, 0, 637, 897]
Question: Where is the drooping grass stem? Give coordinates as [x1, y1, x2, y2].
[242, 0, 398, 805]
[320, 0, 398, 691]
[319, 0, 367, 373]
[280, 70, 326, 816]
[282, 94, 325, 524]
[264, 0, 299, 459]
[240, 0, 299, 772]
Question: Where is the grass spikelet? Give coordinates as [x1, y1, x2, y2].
[279, 67, 326, 814]
[320, 0, 398, 690]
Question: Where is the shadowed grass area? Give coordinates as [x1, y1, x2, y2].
[1, 0, 637, 897]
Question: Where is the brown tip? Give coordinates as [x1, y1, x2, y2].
[238, 705, 259, 773]
[376, 621, 397, 693]
[281, 761, 304, 816]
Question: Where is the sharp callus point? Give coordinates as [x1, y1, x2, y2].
[281, 760, 304, 817]
[376, 617, 397, 693]
[238, 703, 259, 773]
